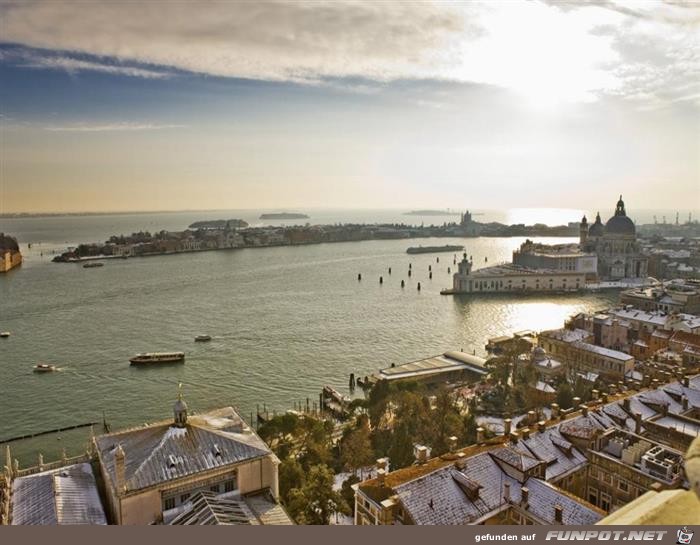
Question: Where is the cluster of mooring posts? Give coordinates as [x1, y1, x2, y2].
[356, 253, 479, 291]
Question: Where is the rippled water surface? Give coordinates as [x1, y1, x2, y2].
[0, 212, 619, 463]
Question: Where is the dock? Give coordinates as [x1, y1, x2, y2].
[0, 421, 99, 444]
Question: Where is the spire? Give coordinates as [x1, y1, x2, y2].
[615, 195, 626, 216]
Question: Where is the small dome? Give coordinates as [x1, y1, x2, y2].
[588, 213, 604, 237]
[532, 346, 546, 362]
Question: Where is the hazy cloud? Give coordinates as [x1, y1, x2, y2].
[43, 122, 185, 132]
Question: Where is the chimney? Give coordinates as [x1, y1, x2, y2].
[414, 445, 430, 464]
[377, 468, 386, 485]
[527, 410, 536, 425]
[476, 427, 485, 444]
[521, 487, 529, 507]
[591, 389, 599, 401]
[503, 418, 512, 436]
[682, 395, 689, 410]
[521, 428, 530, 440]
[580, 404, 588, 417]
[573, 397, 581, 409]
[503, 482, 511, 503]
[682, 376, 690, 387]
[550, 403, 560, 418]
[601, 392, 608, 403]
[377, 457, 390, 473]
[661, 402, 669, 416]
[115, 444, 126, 494]
[634, 412, 642, 434]
[622, 398, 631, 411]
[454, 452, 468, 471]
[448, 436, 458, 453]
[537, 420, 546, 433]
[554, 505, 563, 524]
[652, 378, 660, 389]
[509, 431, 519, 444]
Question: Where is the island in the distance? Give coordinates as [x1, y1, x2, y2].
[403, 210, 460, 216]
[188, 219, 248, 229]
[260, 212, 309, 220]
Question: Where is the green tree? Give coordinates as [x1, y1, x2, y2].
[556, 382, 574, 409]
[341, 425, 374, 477]
[278, 457, 305, 504]
[388, 421, 415, 470]
[286, 465, 348, 525]
[430, 391, 462, 455]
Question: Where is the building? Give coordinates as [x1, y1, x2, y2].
[370, 351, 487, 386]
[444, 255, 586, 295]
[513, 240, 598, 279]
[10, 463, 107, 525]
[353, 375, 700, 525]
[93, 393, 290, 525]
[620, 280, 700, 314]
[0, 233, 22, 273]
[579, 196, 648, 280]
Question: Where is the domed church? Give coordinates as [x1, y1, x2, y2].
[579, 196, 647, 280]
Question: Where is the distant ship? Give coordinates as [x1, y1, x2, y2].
[259, 213, 309, 220]
[83, 262, 104, 268]
[406, 245, 465, 254]
[129, 352, 185, 366]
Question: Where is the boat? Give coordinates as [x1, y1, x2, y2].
[0, 332, 10, 338]
[33, 363, 57, 373]
[129, 352, 185, 366]
[406, 245, 464, 255]
[83, 262, 104, 268]
[194, 335, 212, 342]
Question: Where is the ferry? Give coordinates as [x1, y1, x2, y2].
[83, 262, 104, 268]
[406, 244, 464, 255]
[0, 332, 10, 338]
[33, 363, 57, 373]
[129, 352, 185, 366]
[194, 335, 212, 342]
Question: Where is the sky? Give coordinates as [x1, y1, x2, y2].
[0, 0, 698, 214]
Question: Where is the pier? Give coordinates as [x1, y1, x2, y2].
[0, 421, 99, 444]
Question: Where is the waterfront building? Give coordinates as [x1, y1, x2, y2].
[513, 240, 598, 279]
[0, 233, 22, 273]
[580, 196, 648, 280]
[370, 351, 487, 386]
[445, 255, 586, 295]
[93, 393, 290, 525]
[529, 346, 565, 381]
[620, 280, 700, 314]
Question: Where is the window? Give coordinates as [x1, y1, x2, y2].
[210, 485, 220, 493]
[600, 492, 611, 511]
[618, 479, 629, 492]
[180, 493, 190, 503]
[164, 497, 175, 511]
[224, 479, 237, 492]
[588, 487, 598, 505]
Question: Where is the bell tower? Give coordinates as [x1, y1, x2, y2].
[579, 215, 588, 246]
[173, 383, 188, 428]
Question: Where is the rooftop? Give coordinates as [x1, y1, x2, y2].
[95, 406, 272, 493]
[11, 463, 107, 525]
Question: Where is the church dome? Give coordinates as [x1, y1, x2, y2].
[532, 346, 546, 362]
[605, 215, 635, 235]
[604, 195, 635, 236]
[588, 212, 604, 237]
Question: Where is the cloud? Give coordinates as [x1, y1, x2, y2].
[0, 0, 697, 105]
[43, 122, 185, 132]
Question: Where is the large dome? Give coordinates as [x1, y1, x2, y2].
[604, 195, 635, 236]
[605, 215, 636, 235]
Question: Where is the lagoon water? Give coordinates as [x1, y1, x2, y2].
[0, 209, 622, 463]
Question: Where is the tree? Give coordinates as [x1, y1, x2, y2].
[341, 426, 374, 477]
[430, 391, 462, 455]
[278, 457, 305, 504]
[341, 475, 361, 516]
[556, 382, 574, 410]
[388, 421, 415, 470]
[286, 465, 348, 525]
